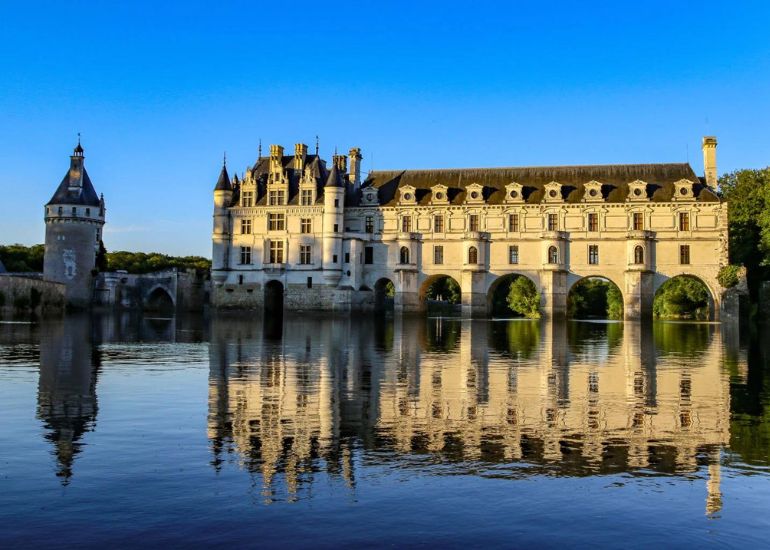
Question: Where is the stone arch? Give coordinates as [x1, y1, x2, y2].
[419, 274, 462, 314]
[264, 279, 284, 314]
[374, 278, 395, 312]
[486, 273, 541, 317]
[566, 276, 624, 320]
[653, 273, 715, 321]
[144, 286, 175, 312]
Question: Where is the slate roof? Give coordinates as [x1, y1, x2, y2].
[363, 163, 719, 206]
[246, 154, 332, 206]
[47, 160, 101, 207]
[214, 165, 231, 191]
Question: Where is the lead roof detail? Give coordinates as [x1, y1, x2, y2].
[47, 144, 101, 207]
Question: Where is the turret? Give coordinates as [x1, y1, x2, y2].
[322, 164, 345, 283]
[43, 140, 106, 308]
[212, 161, 232, 282]
[702, 136, 718, 188]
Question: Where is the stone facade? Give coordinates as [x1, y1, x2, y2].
[0, 274, 66, 316]
[211, 137, 730, 319]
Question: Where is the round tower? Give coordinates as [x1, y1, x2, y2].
[212, 159, 233, 285]
[322, 164, 345, 284]
[44, 141, 106, 309]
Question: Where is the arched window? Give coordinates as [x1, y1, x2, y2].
[634, 245, 644, 264]
[548, 246, 559, 264]
[468, 246, 478, 264]
[399, 246, 410, 265]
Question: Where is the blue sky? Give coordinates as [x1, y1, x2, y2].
[1, 1, 769, 257]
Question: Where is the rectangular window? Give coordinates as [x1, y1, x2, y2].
[85, 208, 91, 217]
[365, 216, 374, 233]
[238, 275, 244, 285]
[241, 219, 252, 234]
[587, 213, 598, 232]
[240, 246, 252, 265]
[300, 244, 312, 265]
[268, 213, 285, 231]
[364, 246, 374, 264]
[633, 212, 644, 231]
[588, 245, 599, 265]
[434, 245, 444, 265]
[242, 191, 254, 207]
[679, 212, 690, 231]
[268, 190, 285, 206]
[509, 245, 519, 264]
[300, 189, 313, 206]
[434, 215, 444, 233]
[509, 213, 519, 232]
[680, 245, 690, 265]
[269, 241, 284, 264]
[300, 218, 312, 234]
[469, 214, 479, 232]
[401, 216, 412, 233]
[548, 213, 558, 231]
[333, 254, 338, 263]
[344, 252, 350, 263]
[307, 277, 312, 288]
[333, 223, 339, 233]
[334, 199, 339, 208]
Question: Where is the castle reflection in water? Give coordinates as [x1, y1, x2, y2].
[11, 312, 743, 513]
[207, 315, 742, 513]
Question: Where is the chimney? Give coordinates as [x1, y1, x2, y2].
[333, 154, 347, 173]
[269, 144, 284, 174]
[349, 147, 362, 186]
[294, 143, 307, 171]
[702, 136, 718, 188]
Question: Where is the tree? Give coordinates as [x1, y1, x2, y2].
[506, 276, 540, 318]
[426, 277, 460, 304]
[0, 244, 45, 272]
[653, 276, 710, 319]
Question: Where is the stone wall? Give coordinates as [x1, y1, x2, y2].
[0, 275, 66, 316]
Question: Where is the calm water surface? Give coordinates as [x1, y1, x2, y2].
[1, 313, 769, 548]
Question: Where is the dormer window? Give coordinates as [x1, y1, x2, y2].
[505, 182, 524, 203]
[465, 183, 485, 204]
[627, 180, 648, 202]
[544, 181, 562, 203]
[399, 185, 417, 205]
[673, 179, 695, 201]
[360, 186, 379, 206]
[583, 181, 603, 202]
[431, 184, 449, 205]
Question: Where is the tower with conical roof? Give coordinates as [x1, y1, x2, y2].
[43, 141, 106, 308]
[211, 159, 233, 284]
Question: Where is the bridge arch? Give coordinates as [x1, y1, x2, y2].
[486, 273, 541, 318]
[653, 273, 715, 321]
[144, 285, 175, 312]
[264, 279, 284, 314]
[566, 275, 624, 320]
[374, 277, 395, 312]
[419, 274, 462, 315]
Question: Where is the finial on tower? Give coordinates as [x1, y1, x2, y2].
[223, 151, 227, 167]
[73, 132, 84, 156]
[258, 138, 262, 158]
[315, 135, 319, 156]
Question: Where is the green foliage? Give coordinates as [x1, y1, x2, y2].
[0, 244, 45, 272]
[567, 278, 623, 319]
[385, 280, 395, 298]
[653, 276, 710, 319]
[107, 250, 211, 275]
[506, 276, 541, 318]
[718, 264, 741, 288]
[426, 276, 460, 304]
[96, 240, 108, 272]
[720, 167, 770, 298]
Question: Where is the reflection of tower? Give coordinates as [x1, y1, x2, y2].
[706, 450, 723, 516]
[37, 316, 99, 483]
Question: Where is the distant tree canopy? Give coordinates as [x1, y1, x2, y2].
[0, 244, 45, 272]
[720, 167, 770, 298]
[106, 250, 211, 275]
[0, 244, 211, 276]
[425, 276, 461, 304]
[567, 278, 623, 320]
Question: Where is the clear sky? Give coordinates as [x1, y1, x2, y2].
[1, 1, 769, 257]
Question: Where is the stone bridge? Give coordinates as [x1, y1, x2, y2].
[95, 269, 208, 311]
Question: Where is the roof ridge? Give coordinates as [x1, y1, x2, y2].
[370, 162, 694, 174]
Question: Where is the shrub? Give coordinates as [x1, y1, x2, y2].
[718, 264, 741, 288]
[507, 276, 541, 318]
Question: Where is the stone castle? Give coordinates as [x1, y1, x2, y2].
[211, 136, 733, 319]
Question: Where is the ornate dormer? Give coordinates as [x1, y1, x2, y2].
[673, 179, 696, 201]
[430, 184, 449, 205]
[399, 185, 417, 205]
[465, 183, 485, 204]
[543, 181, 563, 203]
[583, 180, 603, 202]
[298, 162, 318, 206]
[505, 182, 524, 203]
[627, 180, 648, 202]
[360, 185, 379, 206]
[268, 144, 288, 186]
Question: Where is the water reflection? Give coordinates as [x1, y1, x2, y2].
[207, 315, 735, 513]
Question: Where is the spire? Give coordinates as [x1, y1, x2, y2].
[325, 163, 344, 188]
[214, 157, 231, 191]
[74, 133, 84, 156]
[315, 135, 319, 156]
